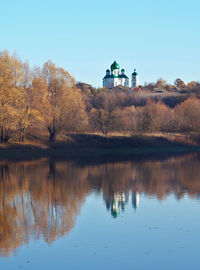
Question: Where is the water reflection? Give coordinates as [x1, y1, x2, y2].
[0, 153, 200, 256]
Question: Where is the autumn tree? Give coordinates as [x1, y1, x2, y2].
[187, 81, 197, 90]
[144, 82, 155, 92]
[139, 100, 172, 132]
[174, 78, 186, 91]
[165, 84, 175, 92]
[155, 78, 167, 90]
[0, 51, 44, 142]
[41, 61, 87, 142]
[89, 91, 120, 135]
[120, 106, 138, 135]
[0, 51, 28, 142]
[174, 97, 200, 132]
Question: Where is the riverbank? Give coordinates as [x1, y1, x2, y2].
[0, 133, 199, 161]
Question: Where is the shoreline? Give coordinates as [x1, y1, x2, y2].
[0, 144, 199, 162]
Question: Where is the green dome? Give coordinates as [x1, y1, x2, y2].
[132, 69, 138, 76]
[111, 209, 119, 218]
[111, 61, 120, 70]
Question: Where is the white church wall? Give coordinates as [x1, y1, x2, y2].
[132, 75, 139, 87]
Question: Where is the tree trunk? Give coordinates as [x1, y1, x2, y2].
[0, 128, 3, 142]
[0, 128, 11, 142]
[48, 126, 56, 143]
[19, 129, 25, 142]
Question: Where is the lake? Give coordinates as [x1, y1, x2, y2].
[0, 153, 200, 269]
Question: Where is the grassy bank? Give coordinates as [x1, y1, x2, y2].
[0, 133, 199, 161]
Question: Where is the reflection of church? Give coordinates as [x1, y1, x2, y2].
[111, 192, 129, 218]
[104, 191, 140, 218]
[132, 192, 140, 210]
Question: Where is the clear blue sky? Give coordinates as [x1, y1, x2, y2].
[1, 0, 200, 87]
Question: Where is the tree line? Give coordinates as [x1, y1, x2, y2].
[0, 50, 200, 143]
[0, 51, 87, 142]
[144, 77, 200, 93]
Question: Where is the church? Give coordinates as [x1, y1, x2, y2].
[103, 61, 139, 89]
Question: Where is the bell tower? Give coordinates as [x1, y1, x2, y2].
[132, 69, 139, 87]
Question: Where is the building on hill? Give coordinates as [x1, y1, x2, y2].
[103, 61, 139, 89]
[132, 69, 139, 87]
[103, 61, 129, 89]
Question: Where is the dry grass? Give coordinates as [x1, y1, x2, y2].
[0, 131, 199, 162]
[0, 132, 198, 162]
[3, 131, 200, 147]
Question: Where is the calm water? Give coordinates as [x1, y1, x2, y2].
[0, 154, 200, 269]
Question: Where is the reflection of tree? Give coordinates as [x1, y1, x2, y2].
[1, 154, 200, 256]
[86, 154, 200, 215]
[0, 159, 90, 257]
[131, 154, 200, 200]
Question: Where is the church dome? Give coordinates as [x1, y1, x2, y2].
[132, 69, 138, 76]
[111, 61, 120, 70]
